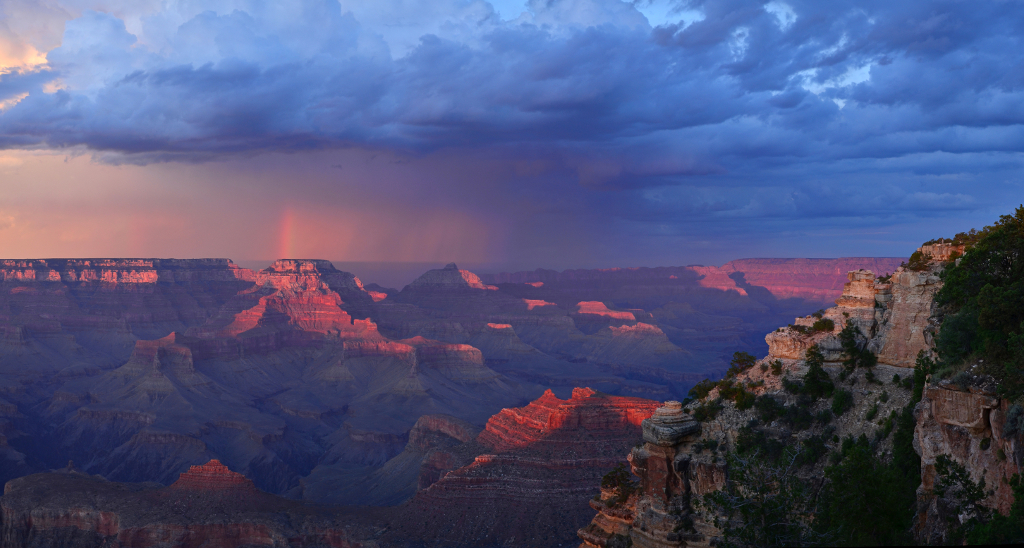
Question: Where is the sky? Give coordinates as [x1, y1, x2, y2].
[1, 0, 1022, 271]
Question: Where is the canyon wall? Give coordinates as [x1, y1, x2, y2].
[913, 376, 1024, 544]
[379, 387, 662, 547]
[480, 257, 905, 302]
[578, 246, 974, 547]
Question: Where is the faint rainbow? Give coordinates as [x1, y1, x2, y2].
[277, 207, 295, 259]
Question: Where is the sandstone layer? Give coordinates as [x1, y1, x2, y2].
[913, 374, 1023, 544]
[380, 387, 662, 547]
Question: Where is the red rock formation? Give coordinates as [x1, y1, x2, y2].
[688, 266, 748, 295]
[385, 388, 661, 546]
[523, 298, 557, 310]
[576, 301, 636, 321]
[713, 258, 901, 300]
[170, 459, 258, 492]
[477, 388, 656, 451]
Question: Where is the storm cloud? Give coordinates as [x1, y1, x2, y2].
[1, 0, 1022, 267]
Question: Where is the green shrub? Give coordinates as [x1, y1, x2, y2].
[782, 377, 803, 394]
[735, 426, 786, 464]
[892, 374, 901, 384]
[935, 206, 1024, 401]
[802, 345, 835, 399]
[952, 370, 972, 389]
[832, 389, 854, 416]
[903, 250, 932, 271]
[783, 403, 815, 431]
[815, 409, 833, 425]
[771, 360, 783, 376]
[688, 379, 717, 400]
[726, 351, 758, 378]
[812, 318, 835, 332]
[839, 323, 878, 371]
[601, 462, 638, 505]
[754, 394, 784, 422]
[797, 435, 828, 466]
[879, 390, 889, 403]
[966, 474, 1024, 545]
[693, 398, 724, 422]
[693, 438, 721, 453]
[865, 403, 878, 421]
[735, 389, 756, 410]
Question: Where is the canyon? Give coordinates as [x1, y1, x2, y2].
[0, 255, 915, 546]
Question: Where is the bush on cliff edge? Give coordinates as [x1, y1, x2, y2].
[936, 205, 1024, 400]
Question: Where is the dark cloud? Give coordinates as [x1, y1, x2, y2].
[1, 0, 1022, 264]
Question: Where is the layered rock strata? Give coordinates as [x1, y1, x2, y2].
[913, 374, 1023, 544]
[481, 258, 905, 302]
[381, 387, 662, 547]
[169, 459, 258, 492]
[763, 245, 953, 369]
[579, 254, 951, 547]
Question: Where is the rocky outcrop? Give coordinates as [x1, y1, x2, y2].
[762, 247, 949, 370]
[578, 402, 719, 547]
[406, 263, 498, 292]
[381, 387, 662, 547]
[870, 268, 944, 368]
[169, 459, 258, 492]
[913, 374, 1023, 544]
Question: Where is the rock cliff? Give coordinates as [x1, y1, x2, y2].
[578, 250, 953, 547]
[379, 387, 662, 547]
[577, 401, 714, 547]
[913, 374, 1024, 544]
[762, 247, 952, 369]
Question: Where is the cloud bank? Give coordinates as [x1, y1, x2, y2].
[1, 0, 1022, 265]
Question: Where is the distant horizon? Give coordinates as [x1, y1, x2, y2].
[2, 255, 909, 290]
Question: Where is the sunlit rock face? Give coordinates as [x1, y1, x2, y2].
[761, 248, 950, 370]
[377, 387, 661, 547]
[169, 459, 258, 493]
[871, 269, 944, 368]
